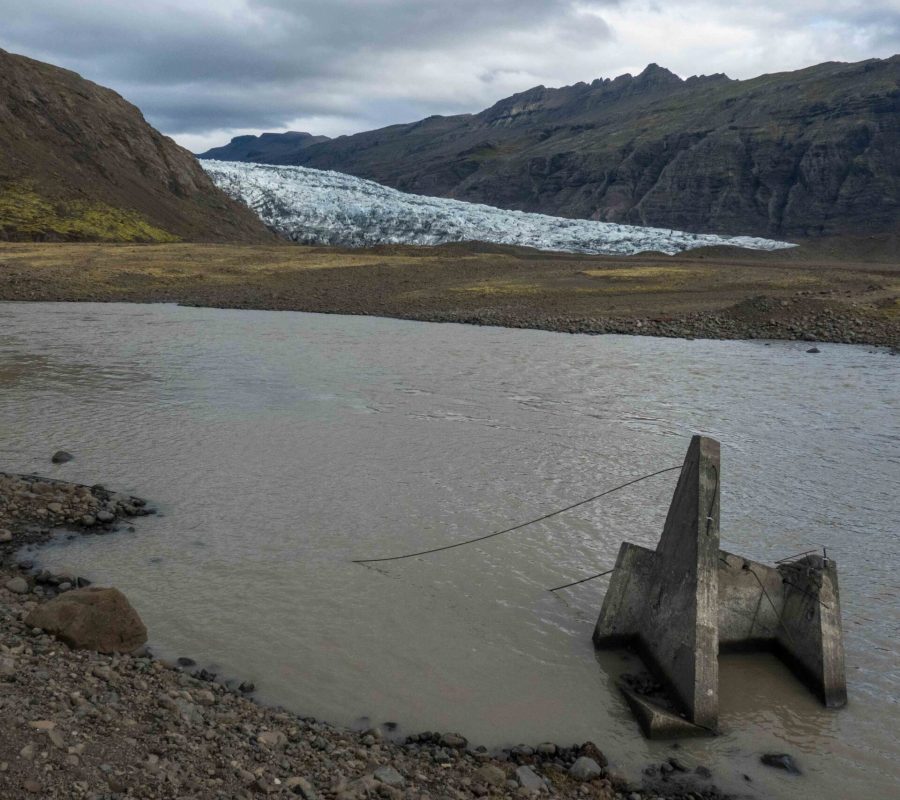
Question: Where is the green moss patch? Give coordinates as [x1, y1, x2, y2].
[0, 185, 179, 243]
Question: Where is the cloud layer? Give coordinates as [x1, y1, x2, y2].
[2, 0, 898, 152]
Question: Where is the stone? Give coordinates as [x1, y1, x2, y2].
[536, 742, 557, 757]
[25, 587, 148, 653]
[515, 766, 545, 792]
[474, 765, 506, 787]
[285, 776, 317, 799]
[0, 528, 11, 542]
[5, 576, 28, 594]
[51, 450, 74, 463]
[577, 742, 607, 767]
[257, 730, 287, 749]
[96, 510, 115, 523]
[760, 753, 802, 774]
[440, 732, 468, 749]
[373, 766, 405, 787]
[569, 757, 603, 781]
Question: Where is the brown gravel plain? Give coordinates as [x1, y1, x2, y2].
[0, 239, 897, 348]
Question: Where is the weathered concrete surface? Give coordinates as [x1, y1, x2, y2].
[594, 434, 846, 737]
[620, 688, 708, 739]
[595, 435, 720, 731]
[776, 555, 847, 708]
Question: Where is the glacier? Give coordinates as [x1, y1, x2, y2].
[203, 160, 796, 256]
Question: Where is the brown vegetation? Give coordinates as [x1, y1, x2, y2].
[0, 240, 897, 347]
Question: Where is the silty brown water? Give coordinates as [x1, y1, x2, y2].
[0, 302, 897, 799]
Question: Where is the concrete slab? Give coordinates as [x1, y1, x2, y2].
[619, 687, 709, 739]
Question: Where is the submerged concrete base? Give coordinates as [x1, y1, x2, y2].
[620, 687, 709, 739]
[594, 435, 846, 737]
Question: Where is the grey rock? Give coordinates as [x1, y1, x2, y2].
[285, 777, 317, 799]
[761, 753, 802, 774]
[440, 732, 468, 749]
[51, 450, 74, 464]
[5, 576, 28, 594]
[515, 765, 545, 791]
[569, 757, 603, 781]
[373, 766, 405, 787]
[474, 764, 506, 787]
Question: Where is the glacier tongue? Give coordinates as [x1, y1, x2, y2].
[203, 160, 795, 256]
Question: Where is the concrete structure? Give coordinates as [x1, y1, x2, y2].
[593, 435, 846, 737]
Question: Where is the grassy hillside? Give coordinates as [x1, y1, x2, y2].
[0, 49, 273, 243]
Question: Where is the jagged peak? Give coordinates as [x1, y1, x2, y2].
[635, 63, 683, 84]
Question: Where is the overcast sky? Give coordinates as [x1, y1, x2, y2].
[2, 0, 898, 152]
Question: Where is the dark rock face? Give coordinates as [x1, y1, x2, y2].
[198, 131, 330, 162]
[216, 59, 900, 239]
[0, 49, 274, 242]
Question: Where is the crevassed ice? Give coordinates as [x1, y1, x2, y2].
[203, 160, 796, 256]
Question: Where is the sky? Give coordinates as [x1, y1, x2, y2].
[1, 0, 898, 153]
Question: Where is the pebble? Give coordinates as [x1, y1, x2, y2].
[373, 765, 405, 787]
[515, 765, 545, 792]
[5, 576, 28, 593]
[474, 764, 507, 787]
[761, 752, 802, 774]
[569, 757, 603, 781]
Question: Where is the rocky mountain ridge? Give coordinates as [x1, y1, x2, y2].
[201, 58, 900, 239]
[0, 49, 273, 242]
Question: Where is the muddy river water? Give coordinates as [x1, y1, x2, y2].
[1, 302, 897, 799]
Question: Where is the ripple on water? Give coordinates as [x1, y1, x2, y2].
[0, 302, 897, 800]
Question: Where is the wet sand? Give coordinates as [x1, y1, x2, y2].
[0, 240, 897, 348]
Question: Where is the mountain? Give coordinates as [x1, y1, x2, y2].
[198, 131, 330, 163]
[203, 160, 793, 256]
[0, 49, 273, 242]
[202, 58, 900, 240]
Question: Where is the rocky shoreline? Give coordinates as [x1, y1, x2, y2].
[2, 472, 746, 799]
[381, 294, 899, 350]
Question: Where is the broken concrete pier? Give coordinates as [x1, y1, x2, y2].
[593, 435, 846, 738]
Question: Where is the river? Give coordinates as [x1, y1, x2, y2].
[1, 302, 897, 799]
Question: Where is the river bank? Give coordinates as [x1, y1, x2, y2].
[0, 241, 897, 349]
[0, 472, 736, 800]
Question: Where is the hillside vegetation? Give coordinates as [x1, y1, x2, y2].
[0, 49, 273, 243]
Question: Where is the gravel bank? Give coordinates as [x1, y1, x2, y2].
[1, 242, 897, 350]
[1, 472, 738, 799]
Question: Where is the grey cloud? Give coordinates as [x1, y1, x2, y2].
[0, 0, 897, 147]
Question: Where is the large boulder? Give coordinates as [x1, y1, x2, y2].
[25, 587, 147, 653]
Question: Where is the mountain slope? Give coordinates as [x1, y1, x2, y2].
[204, 58, 900, 239]
[198, 131, 330, 163]
[0, 49, 273, 242]
[203, 160, 793, 255]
